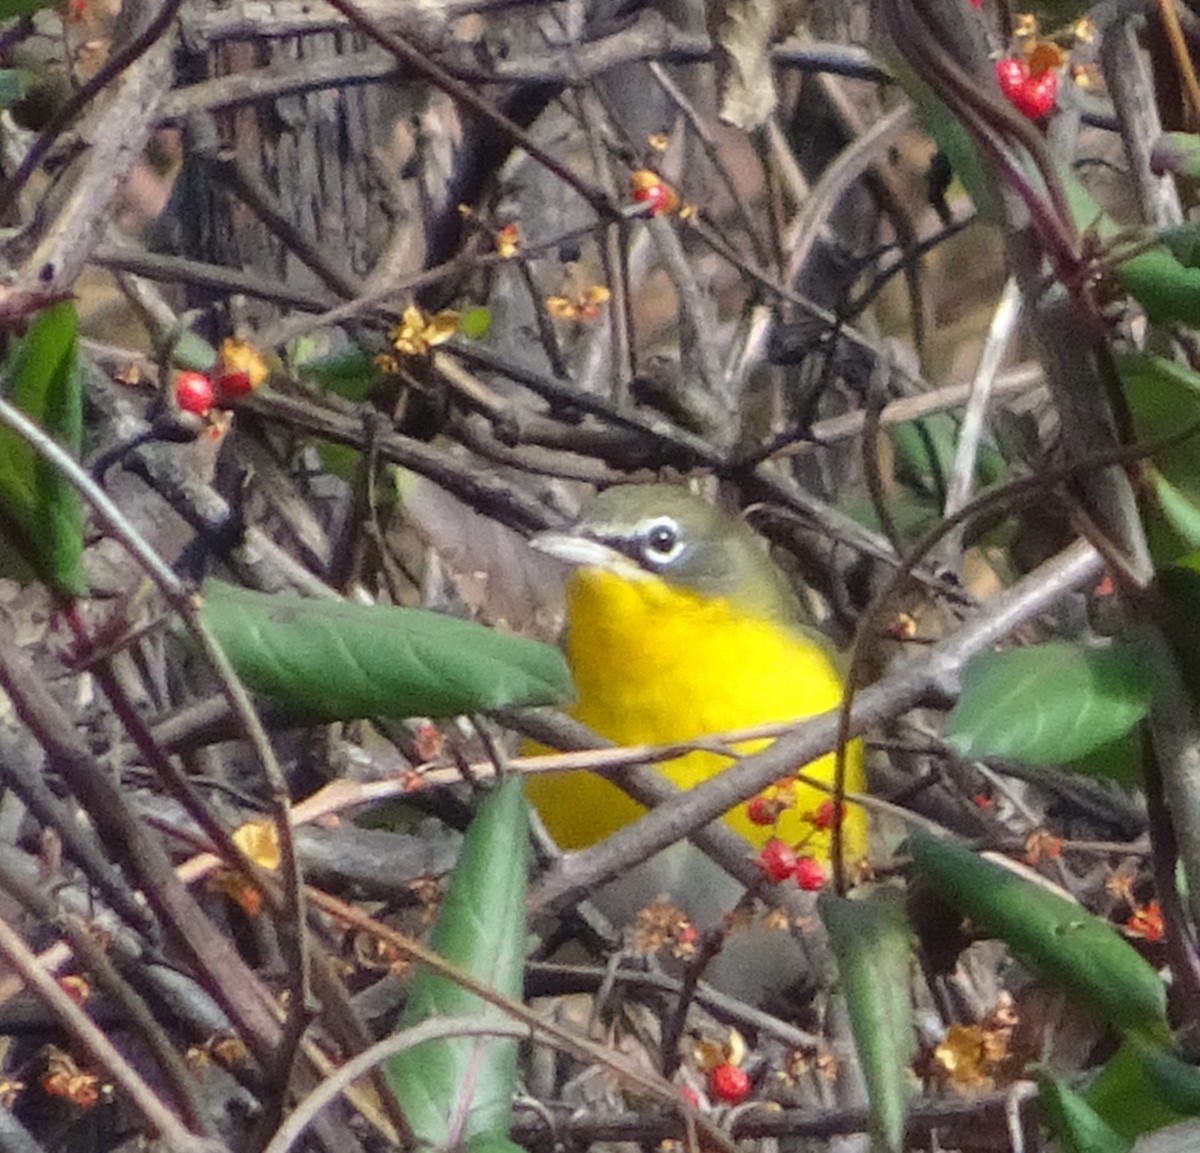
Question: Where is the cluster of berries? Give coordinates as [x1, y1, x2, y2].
[172, 340, 269, 418]
[173, 369, 256, 417]
[745, 795, 848, 890]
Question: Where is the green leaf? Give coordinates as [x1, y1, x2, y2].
[314, 440, 362, 486]
[1115, 246, 1200, 327]
[1086, 1036, 1199, 1140]
[820, 889, 914, 1153]
[199, 581, 573, 721]
[890, 416, 953, 505]
[1067, 729, 1142, 787]
[1061, 169, 1200, 328]
[1038, 1070, 1132, 1153]
[1149, 467, 1200, 551]
[459, 307, 492, 341]
[384, 776, 528, 1148]
[908, 832, 1168, 1038]
[876, 44, 1002, 223]
[169, 330, 219, 373]
[298, 344, 381, 401]
[1157, 555, 1200, 698]
[1151, 134, 1200, 182]
[1121, 353, 1200, 500]
[1119, 352, 1200, 563]
[0, 0, 55, 17]
[1160, 223, 1200, 267]
[944, 642, 1153, 766]
[0, 301, 85, 596]
[466, 1136, 526, 1153]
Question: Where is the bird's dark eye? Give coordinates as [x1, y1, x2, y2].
[641, 518, 683, 565]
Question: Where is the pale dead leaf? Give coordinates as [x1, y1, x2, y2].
[714, 0, 781, 129]
[400, 474, 567, 638]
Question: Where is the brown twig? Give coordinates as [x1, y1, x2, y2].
[0, 886, 228, 1153]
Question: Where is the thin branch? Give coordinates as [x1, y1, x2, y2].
[14, 24, 176, 296]
[0, 0, 185, 214]
[940, 276, 1024, 549]
[0, 393, 305, 1054]
[318, 0, 618, 223]
[0, 855, 216, 1137]
[262, 1017, 533, 1153]
[91, 243, 339, 312]
[0, 911, 228, 1153]
[529, 536, 1103, 915]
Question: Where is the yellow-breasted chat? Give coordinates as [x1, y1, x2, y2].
[525, 483, 867, 874]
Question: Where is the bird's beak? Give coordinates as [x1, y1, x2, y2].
[531, 531, 644, 578]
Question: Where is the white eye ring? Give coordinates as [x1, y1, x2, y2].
[640, 517, 685, 566]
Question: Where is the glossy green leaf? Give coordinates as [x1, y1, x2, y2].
[1129, 1035, 1200, 1117]
[1067, 728, 1142, 787]
[945, 642, 1153, 766]
[1119, 353, 1200, 564]
[820, 889, 914, 1153]
[1116, 247, 1200, 327]
[1086, 1036, 1197, 1140]
[1149, 468, 1200, 551]
[199, 582, 572, 721]
[891, 416, 952, 504]
[908, 832, 1168, 1037]
[1038, 1070, 1132, 1153]
[0, 301, 84, 596]
[1120, 353, 1200, 505]
[384, 776, 528, 1148]
[1062, 169, 1200, 328]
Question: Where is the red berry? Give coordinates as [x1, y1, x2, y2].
[994, 57, 1058, 120]
[1020, 70, 1059, 119]
[757, 838, 798, 883]
[994, 57, 1029, 102]
[794, 856, 826, 892]
[174, 371, 215, 416]
[629, 170, 679, 215]
[679, 1085, 702, 1109]
[214, 370, 254, 400]
[632, 183, 670, 214]
[808, 800, 845, 831]
[747, 795, 776, 826]
[708, 1062, 751, 1104]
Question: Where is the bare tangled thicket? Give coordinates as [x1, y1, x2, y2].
[0, 0, 1181, 1148]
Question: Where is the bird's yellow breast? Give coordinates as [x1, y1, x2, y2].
[525, 567, 866, 859]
